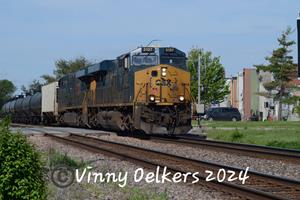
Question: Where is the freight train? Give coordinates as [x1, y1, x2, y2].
[1, 47, 192, 134]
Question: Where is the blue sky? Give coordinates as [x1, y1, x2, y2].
[0, 0, 299, 92]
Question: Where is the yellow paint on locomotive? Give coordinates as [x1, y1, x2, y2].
[134, 64, 190, 104]
[90, 79, 97, 104]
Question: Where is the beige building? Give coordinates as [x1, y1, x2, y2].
[227, 68, 259, 120]
[230, 77, 238, 108]
[227, 68, 300, 121]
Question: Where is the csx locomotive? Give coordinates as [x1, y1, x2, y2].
[1, 47, 192, 134]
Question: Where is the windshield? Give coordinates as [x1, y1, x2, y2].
[160, 57, 186, 68]
[132, 55, 158, 66]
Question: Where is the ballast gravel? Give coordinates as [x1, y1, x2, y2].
[96, 134, 300, 180]
[28, 135, 226, 200]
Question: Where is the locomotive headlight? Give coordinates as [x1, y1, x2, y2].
[161, 67, 167, 77]
[179, 96, 185, 102]
[149, 95, 155, 102]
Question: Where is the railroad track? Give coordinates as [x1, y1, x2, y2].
[150, 134, 300, 164]
[13, 123, 300, 163]
[47, 133, 300, 200]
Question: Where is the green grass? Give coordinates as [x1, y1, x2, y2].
[195, 120, 300, 150]
[84, 180, 169, 200]
[198, 120, 300, 129]
[48, 148, 86, 168]
[122, 187, 168, 200]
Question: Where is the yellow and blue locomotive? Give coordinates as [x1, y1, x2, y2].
[1, 47, 192, 135]
[57, 47, 192, 134]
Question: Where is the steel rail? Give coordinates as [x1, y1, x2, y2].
[47, 134, 300, 200]
[150, 135, 300, 164]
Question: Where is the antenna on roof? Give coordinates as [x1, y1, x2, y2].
[146, 39, 161, 47]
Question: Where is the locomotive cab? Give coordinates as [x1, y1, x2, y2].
[2, 46, 192, 135]
[130, 47, 192, 134]
[55, 46, 192, 135]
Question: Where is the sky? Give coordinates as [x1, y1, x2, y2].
[0, 0, 299, 93]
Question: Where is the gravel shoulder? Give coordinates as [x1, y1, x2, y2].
[96, 134, 300, 180]
[28, 135, 225, 200]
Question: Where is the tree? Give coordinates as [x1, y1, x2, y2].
[187, 47, 229, 107]
[255, 27, 296, 120]
[0, 79, 16, 107]
[41, 56, 91, 83]
[20, 57, 91, 96]
[40, 74, 56, 84]
[21, 79, 43, 95]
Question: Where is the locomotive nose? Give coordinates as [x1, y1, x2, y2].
[148, 65, 187, 104]
[148, 66, 170, 103]
[134, 64, 190, 104]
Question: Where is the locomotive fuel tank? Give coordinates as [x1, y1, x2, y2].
[97, 111, 126, 131]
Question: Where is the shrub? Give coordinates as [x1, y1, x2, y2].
[0, 117, 46, 199]
[231, 128, 243, 142]
[48, 148, 85, 168]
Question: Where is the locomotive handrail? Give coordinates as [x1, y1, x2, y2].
[132, 83, 147, 118]
[133, 83, 147, 103]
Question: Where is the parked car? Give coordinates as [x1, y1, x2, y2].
[204, 107, 241, 121]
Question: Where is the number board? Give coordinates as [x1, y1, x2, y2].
[164, 47, 175, 53]
[142, 47, 155, 53]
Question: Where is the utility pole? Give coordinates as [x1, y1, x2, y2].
[297, 13, 300, 78]
[197, 55, 201, 127]
[198, 55, 201, 105]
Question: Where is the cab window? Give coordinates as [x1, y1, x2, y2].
[124, 57, 129, 69]
[119, 54, 130, 69]
[132, 55, 158, 66]
[160, 56, 187, 69]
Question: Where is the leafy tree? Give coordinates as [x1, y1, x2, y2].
[21, 79, 43, 95]
[21, 57, 91, 96]
[41, 56, 91, 83]
[255, 27, 296, 120]
[40, 74, 56, 84]
[187, 47, 229, 107]
[0, 117, 46, 199]
[0, 79, 16, 107]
